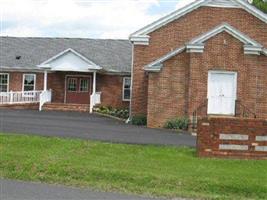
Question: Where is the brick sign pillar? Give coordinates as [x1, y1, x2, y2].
[197, 117, 267, 159]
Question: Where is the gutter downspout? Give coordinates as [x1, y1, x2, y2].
[126, 42, 135, 124]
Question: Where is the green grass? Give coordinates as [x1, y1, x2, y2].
[0, 134, 267, 200]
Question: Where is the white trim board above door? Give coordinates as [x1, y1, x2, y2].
[207, 71, 237, 115]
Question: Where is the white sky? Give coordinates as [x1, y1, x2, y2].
[0, 0, 196, 39]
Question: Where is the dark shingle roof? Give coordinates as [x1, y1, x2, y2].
[0, 37, 132, 73]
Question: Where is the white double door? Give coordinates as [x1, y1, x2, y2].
[207, 71, 237, 115]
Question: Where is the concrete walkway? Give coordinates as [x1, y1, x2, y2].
[0, 109, 196, 147]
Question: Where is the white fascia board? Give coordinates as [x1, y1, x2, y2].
[143, 66, 162, 72]
[38, 48, 102, 70]
[189, 23, 263, 47]
[144, 46, 185, 72]
[130, 0, 209, 37]
[38, 64, 52, 69]
[186, 43, 205, 53]
[205, 0, 241, 8]
[244, 45, 262, 55]
[130, 35, 150, 45]
[262, 48, 267, 56]
[130, 0, 267, 40]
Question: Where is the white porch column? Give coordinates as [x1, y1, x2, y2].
[93, 71, 96, 94]
[43, 70, 48, 91]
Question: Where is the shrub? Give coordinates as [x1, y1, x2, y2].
[131, 115, 147, 126]
[164, 117, 190, 130]
[95, 106, 129, 119]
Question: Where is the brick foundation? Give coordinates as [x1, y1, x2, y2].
[0, 103, 39, 110]
[197, 117, 267, 159]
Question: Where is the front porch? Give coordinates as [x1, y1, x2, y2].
[0, 71, 101, 113]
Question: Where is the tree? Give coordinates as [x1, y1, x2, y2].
[253, 0, 267, 13]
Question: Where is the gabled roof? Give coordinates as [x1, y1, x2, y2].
[39, 48, 102, 71]
[130, 0, 267, 45]
[145, 23, 267, 72]
[0, 37, 132, 73]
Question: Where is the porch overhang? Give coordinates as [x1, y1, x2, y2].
[39, 65, 102, 73]
[37, 48, 102, 72]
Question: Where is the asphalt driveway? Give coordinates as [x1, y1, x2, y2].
[0, 179, 164, 200]
[0, 109, 195, 147]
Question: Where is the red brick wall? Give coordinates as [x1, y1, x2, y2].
[131, 6, 267, 127]
[197, 117, 267, 159]
[147, 52, 190, 128]
[97, 74, 130, 109]
[4, 72, 44, 92]
[1, 71, 128, 109]
[47, 72, 67, 103]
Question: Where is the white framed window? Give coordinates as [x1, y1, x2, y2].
[23, 74, 36, 91]
[122, 77, 131, 101]
[0, 73, 9, 93]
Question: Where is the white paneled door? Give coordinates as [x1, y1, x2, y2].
[208, 71, 237, 115]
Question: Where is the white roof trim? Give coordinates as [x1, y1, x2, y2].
[38, 48, 102, 70]
[205, 0, 241, 8]
[130, 0, 267, 44]
[145, 23, 267, 72]
[131, 0, 208, 37]
[144, 46, 185, 71]
[188, 23, 262, 47]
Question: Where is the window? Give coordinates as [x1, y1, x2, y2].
[80, 79, 89, 92]
[123, 77, 131, 101]
[0, 73, 9, 92]
[23, 74, 36, 91]
[68, 78, 77, 92]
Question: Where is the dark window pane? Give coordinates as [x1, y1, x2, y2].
[24, 85, 34, 91]
[68, 78, 77, 91]
[0, 85, 7, 92]
[80, 79, 89, 92]
[124, 78, 131, 87]
[124, 89, 130, 100]
[123, 77, 131, 100]
[24, 75, 34, 85]
[23, 74, 35, 91]
[0, 74, 8, 92]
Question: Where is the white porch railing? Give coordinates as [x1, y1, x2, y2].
[0, 90, 43, 105]
[39, 89, 52, 111]
[0, 90, 52, 111]
[90, 92, 101, 113]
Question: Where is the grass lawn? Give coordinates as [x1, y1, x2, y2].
[0, 134, 267, 200]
